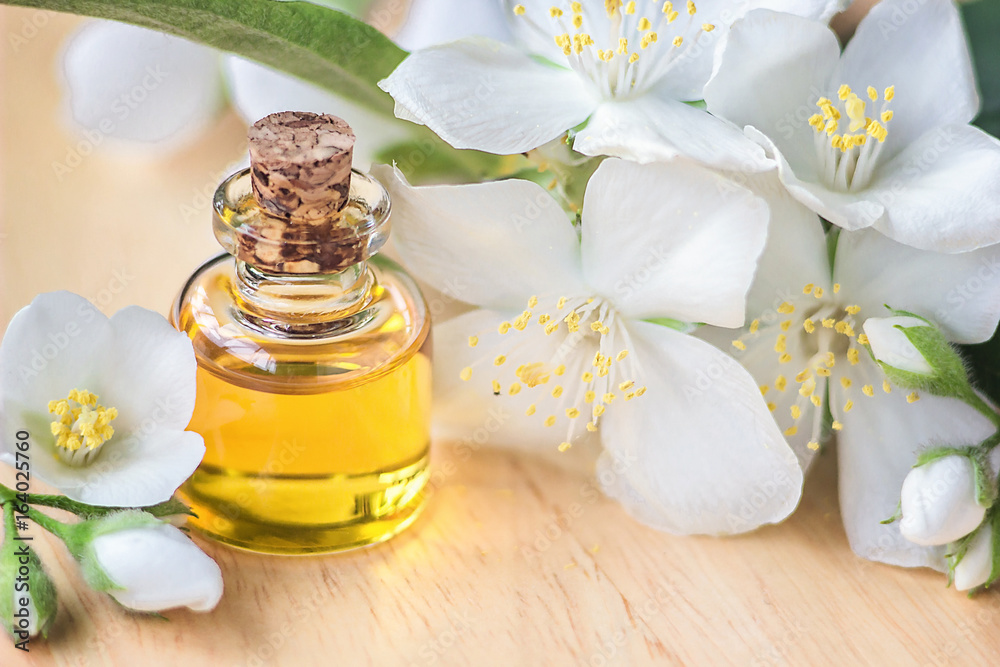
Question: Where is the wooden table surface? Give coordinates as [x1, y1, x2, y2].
[3, 5, 999, 666]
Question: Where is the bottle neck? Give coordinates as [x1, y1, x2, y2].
[232, 259, 377, 339]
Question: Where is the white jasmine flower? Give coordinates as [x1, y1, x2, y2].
[380, 0, 846, 166]
[705, 0, 1000, 252]
[373, 158, 805, 535]
[81, 516, 222, 612]
[703, 176, 1000, 567]
[0, 292, 204, 507]
[898, 455, 985, 546]
[954, 523, 995, 591]
[863, 316, 934, 376]
[60, 21, 224, 150]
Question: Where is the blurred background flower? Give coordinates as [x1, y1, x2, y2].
[56, 0, 511, 167]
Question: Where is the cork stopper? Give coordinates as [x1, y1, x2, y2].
[248, 111, 356, 221]
[216, 111, 390, 275]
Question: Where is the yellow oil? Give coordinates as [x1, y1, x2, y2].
[173, 255, 431, 554]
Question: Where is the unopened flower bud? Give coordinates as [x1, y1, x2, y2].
[0, 541, 57, 641]
[863, 316, 934, 375]
[70, 511, 222, 613]
[899, 455, 986, 546]
[954, 523, 995, 591]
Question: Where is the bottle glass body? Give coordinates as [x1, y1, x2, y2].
[171, 169, 431, 555]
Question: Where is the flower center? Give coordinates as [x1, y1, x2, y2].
[511, 0, 715, 97]
[461, 294, 646, 451]
[731, 283, 918, 449]
[808, 84, 895, 192]
[48, 389, 118, 467]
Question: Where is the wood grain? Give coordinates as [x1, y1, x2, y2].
[2, 5, 999, 667]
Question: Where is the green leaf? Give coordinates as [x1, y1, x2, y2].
[375, 139, 513, 185]
[0, 0, 405, 115]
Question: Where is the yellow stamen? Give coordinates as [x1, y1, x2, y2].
[883, 380, 892, 394]
[808, 441, 820, 451]
[784, 426, 798, 437]
[460, 367, 473, 381]
[907, 392, 920, 403]
[775, 375, 787, 392]
[526, 404, 537, 416]
[49, 389, 118, 454]
[513, 4, 526, 15]
[832, 420, 843, 431]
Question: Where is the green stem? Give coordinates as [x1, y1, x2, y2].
[2, 501, 17, 541]
[0, 484, 192, 519]
[22, 507, 72, 542]
[963, 388, 1000, 431]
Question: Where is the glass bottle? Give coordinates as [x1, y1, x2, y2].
[171, 112, 431, 555]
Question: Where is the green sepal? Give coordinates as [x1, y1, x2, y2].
[945, 529, 975, 589]
[913, 445, 968, 468]
[872, 309, 971, 398]
[880, 500, 902, 525]
[970, 447, 999, 508]
[62, 510, 166, 593]
[988, 507, 1000, 589]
